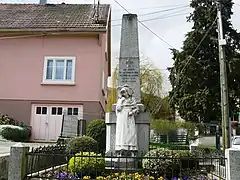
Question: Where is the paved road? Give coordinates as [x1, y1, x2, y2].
[198, 136, 223, 147]
[0, 140, 54, 155]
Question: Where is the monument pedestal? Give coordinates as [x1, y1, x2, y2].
[105, 157, 138, 170]
[105, 151, 139, 169]
[105, 104, 150, 169]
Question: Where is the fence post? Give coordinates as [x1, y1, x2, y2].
[225, 148, 240, 180]
[8, 143, 29, 180]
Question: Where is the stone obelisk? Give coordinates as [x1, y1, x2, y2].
[118, 14, 141, 103]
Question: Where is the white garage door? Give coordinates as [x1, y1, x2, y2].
[30, 104, 83, 142]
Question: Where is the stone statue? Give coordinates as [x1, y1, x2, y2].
[115, 84, 139, 152]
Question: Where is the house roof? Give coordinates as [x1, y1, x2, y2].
[0, 3, 110, 31]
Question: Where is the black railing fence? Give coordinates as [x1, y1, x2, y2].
[27, 144, 66, 175]
[25, 144, 227, 180]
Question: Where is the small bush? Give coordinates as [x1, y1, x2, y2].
[195, 146, 223, 157]
[86, 120, 106, 152]
[0, 126, 31, 142]
[142, 148, 197, 178]
[57, 137, 71, 145]
[0, 114, 31, 142]
[150, 143, 189, 150]
[0, 114, 15, 125]
[66, 136, 98, 154]
[68, 152, 105, 178]
[196, 146, 215, 151]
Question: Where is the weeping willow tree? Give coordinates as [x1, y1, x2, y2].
[107, 58, 171, 119]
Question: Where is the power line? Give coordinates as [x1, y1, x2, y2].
[112, 5, 189, 21]
[140, 12, 189, 22]
[139, 7, 190, 18]
[138, 20, 175, 49]
[113, 0, 176, 49]
[113, 4, 189, 12]
[112, 12, 190, 27]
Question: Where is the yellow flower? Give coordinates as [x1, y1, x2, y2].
[158, 177, 164, 180]
[83, 176, 91, 180]
[106, 175, 112, 180]
[96, 176, 104, 180]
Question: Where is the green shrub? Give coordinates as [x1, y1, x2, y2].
[66, 136, 98, 154]
[150, 120, 195, 134]
[0, 126, 31, 142]
[86, 120, 106, 152]
[150, 143, 189, 150]
[195, 146, 216, 155]
[142, 148, 197, 178]
[0, 114, 14, 125]
[195, 146, 223, 157]
[57, 137, 71, 145]
[68, 152, 105, 177]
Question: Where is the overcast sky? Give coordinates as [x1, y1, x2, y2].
[3, 0, 240, 93]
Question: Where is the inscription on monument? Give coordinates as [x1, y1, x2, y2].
[119, 61, 139, 83]
[119, 58, 140, 82]
[118, 57, 141, 103]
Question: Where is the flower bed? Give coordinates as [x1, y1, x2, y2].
[41, 148, 221, 180]
[55, 172, 217, 180]
[27, 139, 223, 180]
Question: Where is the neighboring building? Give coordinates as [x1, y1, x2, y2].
[0, 3, 111, 142]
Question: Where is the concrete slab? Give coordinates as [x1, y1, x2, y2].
[198, 136, 223, 147]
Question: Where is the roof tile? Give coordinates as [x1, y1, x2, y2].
[0, 3, 110, 30]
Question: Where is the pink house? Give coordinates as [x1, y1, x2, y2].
[0, 3, 111, 142]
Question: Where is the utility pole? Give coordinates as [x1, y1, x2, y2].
[216, 1, 230, 150]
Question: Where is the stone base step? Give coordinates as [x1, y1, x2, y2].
[105, 158, 139, 170]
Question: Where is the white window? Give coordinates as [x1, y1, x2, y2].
[42, 56, 76, 85]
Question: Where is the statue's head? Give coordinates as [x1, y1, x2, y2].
[119, 84, 133, 98]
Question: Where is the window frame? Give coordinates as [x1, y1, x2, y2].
[42, 56, 76, 85]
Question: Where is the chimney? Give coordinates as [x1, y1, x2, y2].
[39, 0, 47, 4]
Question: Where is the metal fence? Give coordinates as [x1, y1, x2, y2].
[25, 144, 227, 180]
